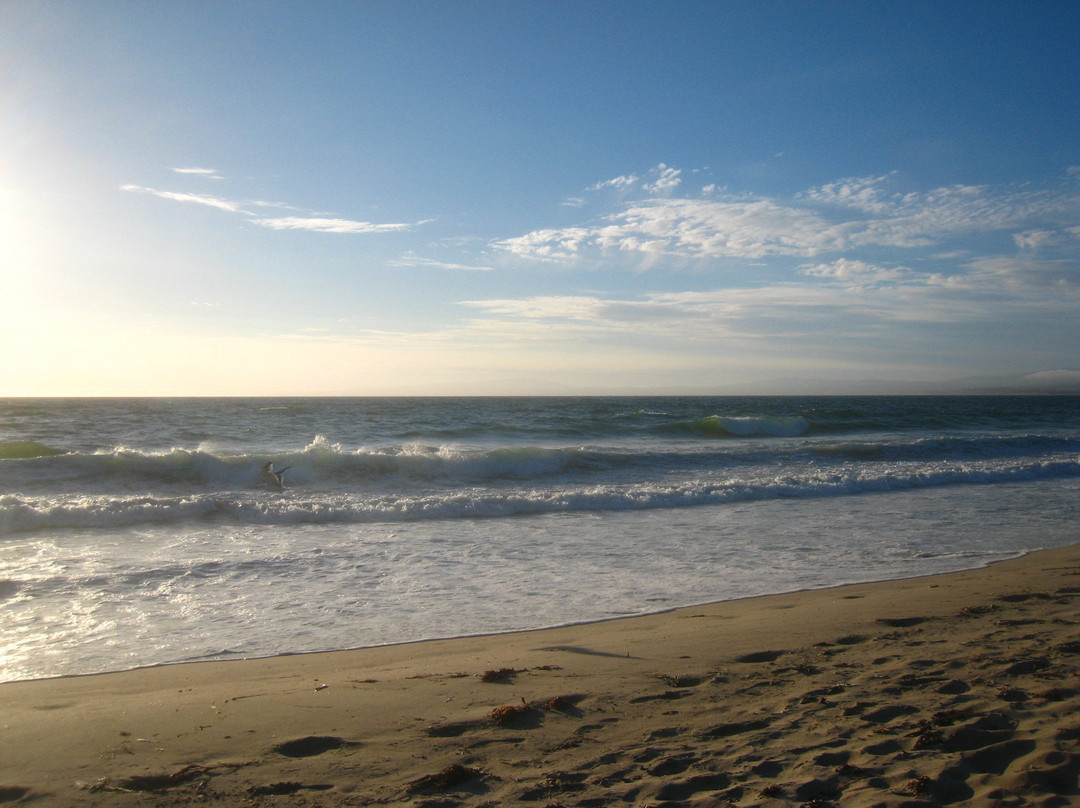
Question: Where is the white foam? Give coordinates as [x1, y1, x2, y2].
[3, 478, 1076, 682]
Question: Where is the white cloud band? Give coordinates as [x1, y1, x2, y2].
[122, 182, 420, 235]
[120, 184, 248, 213]
[252, 216, 414, 234]
[496, 171, 1080, 263]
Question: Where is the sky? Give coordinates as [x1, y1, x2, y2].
[2, 0, 1079, 396]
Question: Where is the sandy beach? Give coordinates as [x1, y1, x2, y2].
[2, 543, 1078, 807]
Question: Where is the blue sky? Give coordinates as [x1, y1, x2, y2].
[3, 1, 1079, 395]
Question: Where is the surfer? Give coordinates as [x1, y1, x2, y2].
[260, 461, 291, 489]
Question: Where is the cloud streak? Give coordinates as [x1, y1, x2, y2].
[171, 167, 223, 178]
[122, 179, 423, 235]
[252, 216, 414, 234]
[391, 254, 497, 272]
[120, 184, 249, 213]
[459, 263, 1077, 348]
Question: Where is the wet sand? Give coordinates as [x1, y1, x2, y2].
[2, 542, 1079, 807]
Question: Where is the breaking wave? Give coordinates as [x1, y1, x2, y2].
[3, 454, 1077, 536]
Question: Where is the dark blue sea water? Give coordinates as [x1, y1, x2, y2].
[1, 396, 1077, 680]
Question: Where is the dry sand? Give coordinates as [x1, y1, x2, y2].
[2, 543, 1079, 807]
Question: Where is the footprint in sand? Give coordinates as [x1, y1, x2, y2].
[861, 704, 919, 724]
[629, 690, 692, 704]
[959, 603, 998, 618]
[734, 650, 786, 663]
[876, 616, 932, 628]
[998, 592, 1054, 603]
[1040, 687, 1079, 701]
[950, 739, 1038, 776]
[699, 718, 773, 739]
[794, 776, 842, 802]
[862, 738, 903, 756]
[941, 712, 1016, 753]
[997, 686, 1029, 702]
[813, 750, 850, 766]
[644, 727, 681, 741]
[272, 736, 354, 758]
[655, 673, 704, 687]
[426, 720, 479, 738]
[647, 754, 697, 776]
[1012, 749, 1080, 794]
[515, 770, 588, 800]
[648, 772, 731, 802]
[752, 760, 784, 777]
[937, 678, 971, 694]
[247, 782, 333, 796]
[835, 634, 869, 645]
[1004, 657, 1052, 676]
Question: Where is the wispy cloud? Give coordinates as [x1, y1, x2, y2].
[496, 197, 838, 260]
[251, 216, 414, 234]
[172, 167, 223, 179]
[1013, 229, 1068, 250]
[247, 199, 305, 211]
[800, 172, 900, 214]
[458, 266, 1071, 348]
[798, 258, 924, 286]
[954, 256, 1080, 294]
[464, 166, 1080, 370]
[462, 295, 608, 321]
[495, 168, 1080, 263]
[120, 184, 249, 213]
[123, 176, 424, 235]
[391, 254, 496, 272]
[495, 226, 599, 262]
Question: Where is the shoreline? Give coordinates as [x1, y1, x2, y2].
[8, 545, 1038, 686]
[2, 541, 1078, 806]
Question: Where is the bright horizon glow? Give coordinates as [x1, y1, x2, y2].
[2, 2, 1078, 396]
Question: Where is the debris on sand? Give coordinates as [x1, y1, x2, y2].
[406, 763, 483, 794]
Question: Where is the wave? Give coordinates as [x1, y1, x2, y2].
[0, 441, 66, 460]
[3, 455, 1077, 536]
[0, 435, 683, 495]
[3, 431, 1078, 497]
[808, 434, 1080, 462]
[666, 414, 811, 438]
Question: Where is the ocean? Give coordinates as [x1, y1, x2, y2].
[1, 395, 1078, 682]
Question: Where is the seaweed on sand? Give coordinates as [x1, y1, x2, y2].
[407, 763, 483, 794]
